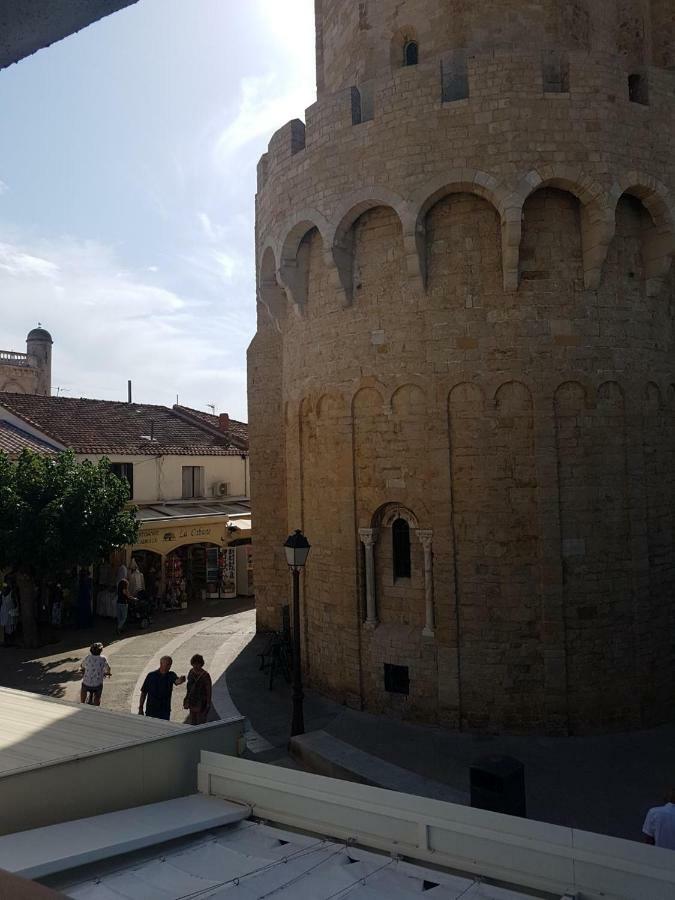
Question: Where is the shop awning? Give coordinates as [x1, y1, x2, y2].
[135, 500, 250, 523]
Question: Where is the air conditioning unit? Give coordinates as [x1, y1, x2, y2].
[213, 481, 230, 497]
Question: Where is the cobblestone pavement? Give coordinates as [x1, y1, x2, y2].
[0, 599, 256, 724]
[3, 602, 675, 841]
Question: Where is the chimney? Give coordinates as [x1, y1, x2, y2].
[218, 413, 230, 432]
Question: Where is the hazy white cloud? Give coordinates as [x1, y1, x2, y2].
[213, 1, 315, 168]
[0, 179, 8, 195]
[0, 230, 251, 416]
[0, 0, 317, 420]
[213, 74, 308, 165]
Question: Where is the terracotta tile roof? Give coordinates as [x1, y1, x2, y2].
[173, 404, 249, 448]
[0, 421, 60, 457]
[0, 393, 244, 457]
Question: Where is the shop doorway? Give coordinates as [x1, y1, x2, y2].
[165, 543, 238, 607]
[130, 550, 162, 608]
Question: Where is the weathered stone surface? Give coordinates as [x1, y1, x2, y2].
[248, 0, 675, 735]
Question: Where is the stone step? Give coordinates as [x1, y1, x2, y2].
[289, 729, 469, 805]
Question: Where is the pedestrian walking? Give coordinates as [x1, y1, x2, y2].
[117, 578, 135, 633]
[138, 655, 185, 720]
[184, 653, 212, 725]
[643, 788, 675, 849]
[80, 642, 111, 706]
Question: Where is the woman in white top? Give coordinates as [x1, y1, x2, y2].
[80, 642, 111, 705]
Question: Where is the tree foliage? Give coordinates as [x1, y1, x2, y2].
[0, 450, 138, 575]
[0, 450, 139, 644]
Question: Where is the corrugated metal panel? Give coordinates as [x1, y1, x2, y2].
[0, 687, 183, 777]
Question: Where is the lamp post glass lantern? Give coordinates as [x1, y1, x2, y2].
[284, 530, 310, 737]
[284, 529, 311, 570]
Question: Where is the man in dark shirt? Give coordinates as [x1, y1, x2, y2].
[138, 655, 186, 720]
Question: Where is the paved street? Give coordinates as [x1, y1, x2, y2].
[2, 602, 675, 843]
[0, 599, 256, 724]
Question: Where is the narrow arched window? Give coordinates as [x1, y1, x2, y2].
[403, 40, 418, 66]
[392, 518, 411, 579]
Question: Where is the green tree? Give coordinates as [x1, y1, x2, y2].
[0, 450, 138, 647]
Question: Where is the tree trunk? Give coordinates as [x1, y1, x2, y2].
[15, 571, 39, 648]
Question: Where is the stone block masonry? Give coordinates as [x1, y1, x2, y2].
[248, 0, 675, 734]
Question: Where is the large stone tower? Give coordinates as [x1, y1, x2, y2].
[248, 0, 675, 735]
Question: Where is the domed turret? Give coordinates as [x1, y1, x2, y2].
[26, 326, 53, 344]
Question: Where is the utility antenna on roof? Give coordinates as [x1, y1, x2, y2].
[207, 403, 216, 415]
[55, 386, 70, 397]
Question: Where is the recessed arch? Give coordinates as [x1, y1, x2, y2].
[644, 381, 662, 411]
[412, 171, 509, 289]
[330, 188, 417, 304]
[554, 381, 588, 414]
[316, 392, 346, 420]
[448, 381, 486, 411]
[609, 175, 675, 284]
[276, 209, 332, 310]
[512, 168, 615, 290]
[351, 384, 386, 418]
[597, 380, 625, 409]
[257, 245, 285, 331]
[494, 380, 533, 412]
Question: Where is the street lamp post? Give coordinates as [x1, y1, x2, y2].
[284, 529, 311, 737]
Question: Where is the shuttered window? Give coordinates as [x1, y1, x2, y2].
[182, 466, 204, 499]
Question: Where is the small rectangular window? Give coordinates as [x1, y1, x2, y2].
[351, 86, 362, 125]
[110, 462, 134, 500]
[182, 466, 204, 499]
[440, 50, 469, 103]
[351, 82, 374, 125]
[542, 51, 570, 93]
[384, 663, 410, 695]
[628, 72, 649, 105]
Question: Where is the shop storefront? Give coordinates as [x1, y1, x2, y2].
[93, 504, 253, 618]
[164, 542, 237, 605]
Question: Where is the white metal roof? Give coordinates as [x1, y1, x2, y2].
[0, 687, 185, 777]
[50, 818, 538, 900]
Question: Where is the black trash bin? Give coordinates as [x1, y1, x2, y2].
[469, 755, 526, 818]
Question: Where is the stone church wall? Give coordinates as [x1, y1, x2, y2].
[248, 0, 675, 733]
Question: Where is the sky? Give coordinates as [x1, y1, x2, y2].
[0, 0, 316, 421]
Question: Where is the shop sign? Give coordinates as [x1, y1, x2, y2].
[138, 523, 217, 549]
[221, 547, 237, 597]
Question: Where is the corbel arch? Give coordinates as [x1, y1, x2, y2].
[609, 173, 675, 287]
[257, 244, 286, 331]
[329, 187, 419, 304]
[276, 208, 332, 310]
[510, 166, 615, 290]
[412, 170, 510, 289]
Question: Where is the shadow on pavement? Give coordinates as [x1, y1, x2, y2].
[224, 632, 341, 749]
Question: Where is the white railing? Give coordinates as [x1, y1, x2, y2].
[0, 351, 29, 365]
[198, 751, 675, 900]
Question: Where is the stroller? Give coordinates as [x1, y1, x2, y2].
[127, 591, 153, 629]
